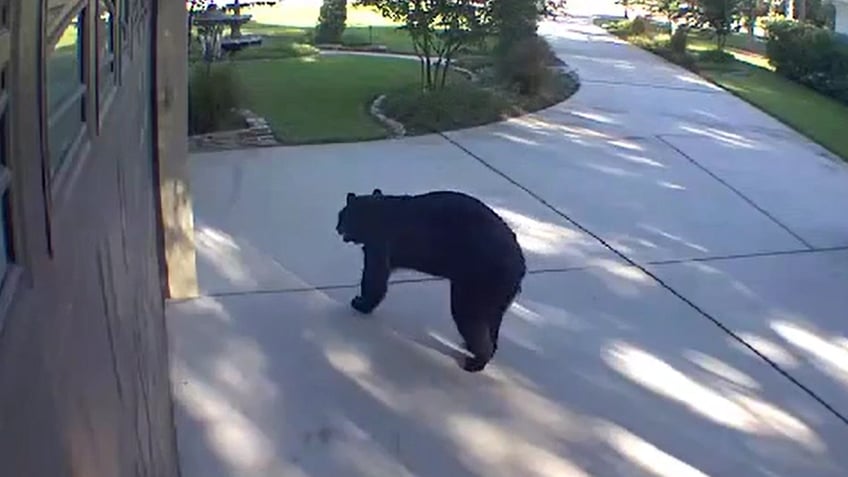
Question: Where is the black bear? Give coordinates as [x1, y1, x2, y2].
[336, 189, 526, 372]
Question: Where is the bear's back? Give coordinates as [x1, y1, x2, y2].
[385, 190, 525, 281]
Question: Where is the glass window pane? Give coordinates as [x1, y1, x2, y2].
[46, 11, 85, 172]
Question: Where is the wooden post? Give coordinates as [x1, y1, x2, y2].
[155, 0, 198, 299]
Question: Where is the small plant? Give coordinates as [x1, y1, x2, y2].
[630, 16, 650, 36]
[669, 25, 688, 54]
[188, 62, 243, 135]
[315, 0, 348, 44]
[500, 34, 555, 95]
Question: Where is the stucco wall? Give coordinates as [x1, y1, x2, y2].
[0, 1, 180, 476]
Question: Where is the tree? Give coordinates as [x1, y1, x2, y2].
[740, 0, 768, 37]
[614, 0, 630, 19]
[188, 0, 210, 46]
[355, 0, 492, 90]
[691, 0, 744, 49]
[626, 0, 686, 21]
[807, 0, 837, 29]
[315, 0, 348, 43]
[491, 0, 540, 58]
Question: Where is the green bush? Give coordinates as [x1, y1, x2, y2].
[188, 62, 243, 135]
[499, 34, 555, 95]
[382, 82, 511, 134]
[669, 26, 688, 55]
[492, 0, 540, 58]
[630, 16, 650, 36]
[765, 19, 848, 104]
[314, 0, 347, 44]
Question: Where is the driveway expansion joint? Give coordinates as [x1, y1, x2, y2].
[655, 134, 815, 250]
[439, 130, 848, 427]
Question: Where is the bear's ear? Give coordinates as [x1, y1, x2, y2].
[346, 192, 356, 204]
[372, 188, 383, 196]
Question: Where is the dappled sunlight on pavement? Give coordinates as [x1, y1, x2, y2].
[169, 266, 848, 477]
[173, 6, 848, 477]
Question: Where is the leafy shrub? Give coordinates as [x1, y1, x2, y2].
[630, 16, 650, 36]
[188, 62, 243, 135]
[766, 19, 848, 104]
[499, 34, 555, 95]
[669, 26, 688, 55]
[492, 0, 540, 58]
[314, 0, 347, 44]
[382, 82, 511, 134]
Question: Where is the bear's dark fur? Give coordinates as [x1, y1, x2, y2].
[336, 189, 526, 372]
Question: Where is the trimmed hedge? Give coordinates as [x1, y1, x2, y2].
[765, 20, 848, 105]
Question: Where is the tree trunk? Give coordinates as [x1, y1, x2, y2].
[717, 32, 727, 50]
[425, 56, 433, 90]
[419, 57, 425, 91]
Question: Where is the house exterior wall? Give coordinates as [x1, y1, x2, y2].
[0, 1, 181, 476]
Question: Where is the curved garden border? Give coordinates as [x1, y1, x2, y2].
[189, 48, 581, 151]
[342, 49, 581, 139]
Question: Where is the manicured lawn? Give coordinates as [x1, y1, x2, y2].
[245, 22, 420, 54]
[699, 62, 848, 160]
[189, 33, 320, 62]
[233, 55, 430, 143]
[237, 3, 420, 53]
[596, 18, 848, 161]
[247, 2, 395, 28]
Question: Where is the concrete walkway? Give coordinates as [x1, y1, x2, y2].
[168, 10, 848, 477]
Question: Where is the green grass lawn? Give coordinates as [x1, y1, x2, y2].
[245, 22, 420, 54]
[596, 18, 848, 161]
[699, 62, 848, 160]
[233, 55, 432, 143]
[208, 2, 418, 55]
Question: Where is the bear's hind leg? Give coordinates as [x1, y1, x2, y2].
[451, 283, 496, 372]
[488, 283, 521, 353]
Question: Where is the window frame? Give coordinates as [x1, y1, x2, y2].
[96, 0, 117, 127]
[0, 0, 24, 326]
[118, 0, 131, 67]
[42, 4, 92, 206]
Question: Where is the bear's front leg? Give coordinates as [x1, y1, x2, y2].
[352, 245, 390, 314]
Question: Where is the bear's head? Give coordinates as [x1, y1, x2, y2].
[336, 189, 383, 244]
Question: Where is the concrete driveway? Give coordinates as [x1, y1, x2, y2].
[168, 12, 848, 477]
